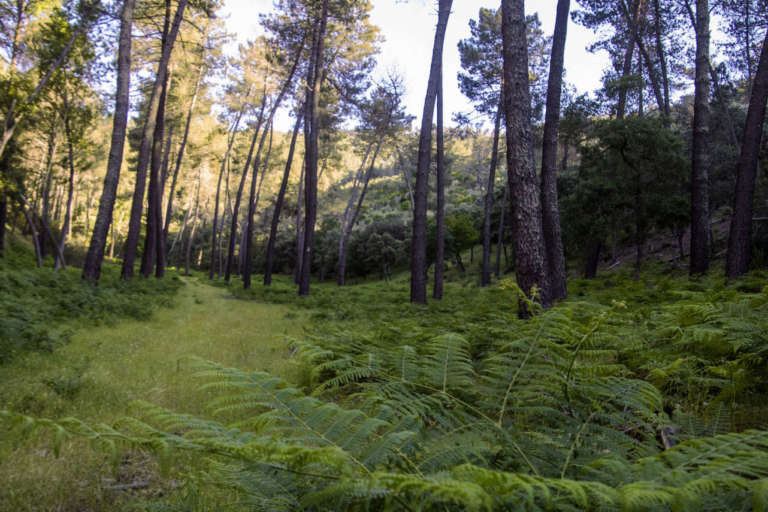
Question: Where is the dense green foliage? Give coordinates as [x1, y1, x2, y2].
[4, 267, 768, 510]
[0, 236, 182, 364]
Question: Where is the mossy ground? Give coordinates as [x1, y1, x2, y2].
[0, 275, 307, 511]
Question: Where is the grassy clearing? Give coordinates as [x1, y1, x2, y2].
[0, 235, 183, 364]
[0, 276, 307, 511]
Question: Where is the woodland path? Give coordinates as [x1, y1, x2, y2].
[0, 277, 307, 511]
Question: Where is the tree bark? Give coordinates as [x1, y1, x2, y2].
[481, 101, 503, 287]
[20, 199, 42, 268]
[184, 172, 202, 276]
[540, 0, 570, 302]
[121, 0, 187, 279]
[617, 37, 635, 120]
[410, 0, 453, 304]
[225, 90, 268, 281]
[299, 0, 329, 296]
[652, 0, 671, 119]
[142, 56, 172, 278]
[584, 242, 601, 279]
[690, 0, 711, 275]
[0, 194, 6, 256]
[164, 69, 203, 250]
[56, 90, 77, 270]
[338, 137, 383, 286]
[39, 122, 58, 260]
[502, 0, 551, 313]
[208, 103, 246, 280]
[433, 66, 446, 300]
[265, 111, 303, 286]
[244, 39, 303, 288]
[726, 28, 768, 278]
[295, 155, 306, 284]
[620, 0, 666, 116]
[495, 174, 509, 278]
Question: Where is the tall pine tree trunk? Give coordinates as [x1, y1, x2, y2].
[244, 42, 303, 289]
[0, 194, 6, 256]
[121, 0, 187, 279]
[295, 155, 305, 284]
[502, 0, 551, 313]
[410, 0, 452, 304]
[540, 0, 570, 301]
[433, 68, 446, 300]
[225, 92, 267, 281]
[726, 28, 768, 278]
[56, 91, 77, 270]
[209, 105, 245, 280]
[265, 111, 303, 286]
[39, 123, 58, 260]
[495, 174, 509, 278]
[338, 137, 383, 287]
[164, 69, 203, 250]
[481, 100, 503, 287]
[652, 0, 670, 119]
[142, 63, 172, 278]
[82, 0, 135, 282]
[299, 1, 329, 296]
[690, 0, 711, 275]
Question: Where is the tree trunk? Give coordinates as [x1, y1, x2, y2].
[164, 69, 203, 251]
[652, 0, 671, 119]
[169, 198, 191, 266]
[262, 114, 298, 279]
[225, 91, 267, 281]
[495, 175, 509, 278]
[244, 44, 303, 289]
[160, 125, 174, 197]
[299, 1, 330, 297]
[20, 199, 42, 268]
[690, 0, 711, 275]
[433, 67, 446, 300]
[0, 194, 6, 256]
[184, 171, 202, 276]
[40, 123, 58, 260]
[338, 137, 383, 286]
[540, 0, 570, 302]
[481, 101, 503, 287]
[338, 142, 373, 282]
[502, 0, 552, 314]
[208, 103, 246, 280]
[56, 91, 77, 270]
[410, 0, 453, 304]
[726, 28, 768, 278]
[142, 58, 172, 279]
[295, 155, 306, 284]
[617, 37, 635, 119]
[121, 0, 187, 279]
[620, 0, 666, 116]
[81, 0, 135, 281]
[584, 242, 601, 279]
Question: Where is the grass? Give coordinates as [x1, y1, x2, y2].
[0, 276, 308, 511]
[0, 235, 183, 364]
[2, 256, 768, 510]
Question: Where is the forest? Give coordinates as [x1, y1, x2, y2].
[1, 0, 768, 510]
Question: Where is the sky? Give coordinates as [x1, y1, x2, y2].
[220, 1, 612, 128]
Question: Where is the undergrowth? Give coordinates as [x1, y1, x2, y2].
[0, 235, 182, 364]
[3, 264, 768, 510]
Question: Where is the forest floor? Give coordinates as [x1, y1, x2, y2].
[0, 276, 309, 511]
